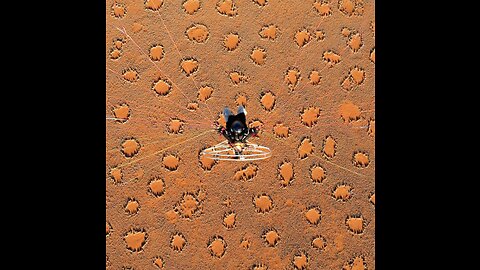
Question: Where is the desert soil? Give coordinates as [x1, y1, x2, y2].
[106, 0, 375, 269]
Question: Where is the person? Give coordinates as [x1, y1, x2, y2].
[218, 106, 259, 145]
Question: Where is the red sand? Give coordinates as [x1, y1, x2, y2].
[107, 0, 375, 269]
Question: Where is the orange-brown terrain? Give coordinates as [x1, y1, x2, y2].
[106, 0, 374, 269]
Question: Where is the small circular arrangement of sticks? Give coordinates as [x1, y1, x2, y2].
[201, 140, 271, 161]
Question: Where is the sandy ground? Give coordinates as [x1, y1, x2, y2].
[106, 0, 374, 269]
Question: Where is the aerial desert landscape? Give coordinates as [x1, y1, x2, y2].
[106, 0, 374, 269]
